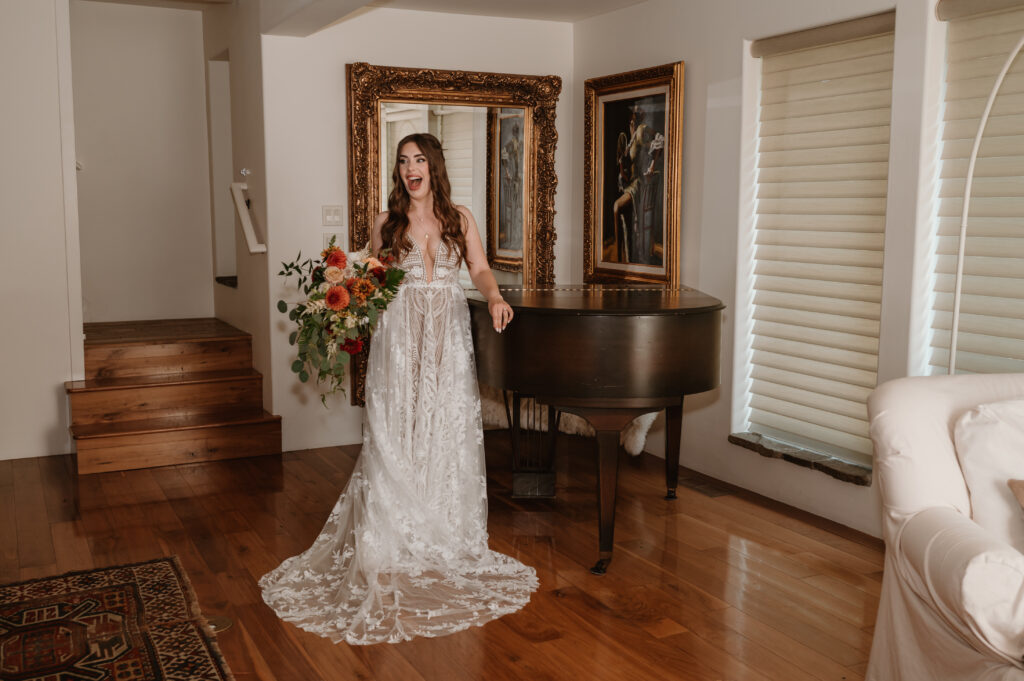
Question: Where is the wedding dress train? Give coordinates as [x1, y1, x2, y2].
[259, 239, 538, 644]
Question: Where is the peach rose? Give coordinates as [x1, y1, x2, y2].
[324, 266, 345, 284]
[362, 256, 384, 270]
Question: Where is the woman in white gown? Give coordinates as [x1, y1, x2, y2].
[260, 133, 538, 644]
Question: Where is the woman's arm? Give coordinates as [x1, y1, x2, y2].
[458, 206, 513, 332]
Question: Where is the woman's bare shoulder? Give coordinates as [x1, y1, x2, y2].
[455, 205, 475, 228]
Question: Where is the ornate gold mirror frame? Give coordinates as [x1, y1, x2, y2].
[346, 62, 562, 403]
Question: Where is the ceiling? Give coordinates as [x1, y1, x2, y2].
[366, 0, 647, 23]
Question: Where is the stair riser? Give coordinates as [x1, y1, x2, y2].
[69, 377, 263, 426]
[75, 420, 281, 474]
[84, 338, 252, 379]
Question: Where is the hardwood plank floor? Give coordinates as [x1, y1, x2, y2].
[2, 431, 883, 681]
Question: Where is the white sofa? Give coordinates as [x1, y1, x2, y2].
[867, 374, 1024, 681]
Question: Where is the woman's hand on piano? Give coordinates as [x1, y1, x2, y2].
[489, 297, 513, 333]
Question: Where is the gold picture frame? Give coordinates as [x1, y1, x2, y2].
[584, 62, 684, 285]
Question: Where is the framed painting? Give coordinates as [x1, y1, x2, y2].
[486, 107, 526, 272]
[584, 62, 684, 285]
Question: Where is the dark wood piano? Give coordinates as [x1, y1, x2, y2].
[466, 284, 724, 575]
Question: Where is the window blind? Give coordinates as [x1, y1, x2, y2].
[929, 7, 1024, 374]
[438, 110, 475, 212]
[747, 31, 895, 458]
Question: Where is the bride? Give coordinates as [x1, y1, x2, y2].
[260, 133, 538, 644]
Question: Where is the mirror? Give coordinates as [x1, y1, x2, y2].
[379, 102, 525, 285]
[346, 62, 560, 288]
[346, 63, 561, 405]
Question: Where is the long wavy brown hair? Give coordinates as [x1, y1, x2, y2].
[380, 133, 468, 265]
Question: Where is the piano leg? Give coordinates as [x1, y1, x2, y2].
[591, 429, 620, 576]
[558, 405, 653, 575]
[665, 400, 683, 500]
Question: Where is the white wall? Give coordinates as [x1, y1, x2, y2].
[71, 0, 215, 323]
[0, 0, 79, 460]
[204, 0, 275, 411]
[260, 8, 574, 451]
[574, 0, 947, 537]
[260, 0, 369, 36]
[208, 59, 236, 278]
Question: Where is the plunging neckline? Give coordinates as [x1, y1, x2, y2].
[411, 237, 442, 284]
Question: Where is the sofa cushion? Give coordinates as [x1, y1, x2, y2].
[954, 399, 1024, 552]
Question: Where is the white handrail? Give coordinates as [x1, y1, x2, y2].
[230, 181, 267, 254]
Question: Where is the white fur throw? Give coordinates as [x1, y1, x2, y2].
[479, 384, 657, 456]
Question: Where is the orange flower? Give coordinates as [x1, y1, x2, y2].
[347, 277, 377, 305]
[324, 248, 347, 268]
[325, 285, 350, 311]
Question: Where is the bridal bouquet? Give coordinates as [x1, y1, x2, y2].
[277, 237, 405, 403]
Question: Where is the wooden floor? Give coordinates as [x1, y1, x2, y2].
[1, 431, 884, 681]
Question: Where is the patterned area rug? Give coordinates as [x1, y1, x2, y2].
[0, 556, 233, 681]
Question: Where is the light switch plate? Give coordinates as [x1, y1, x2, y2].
[322, 205, 343, 227]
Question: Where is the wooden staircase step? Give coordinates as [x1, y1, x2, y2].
[71, 409, 276, 439]
[65, 368, 261, 392]
[83, 319, 252, 379]
[74, 412, 282, 474]
[84, 338, 252, 380]
[84, 318, 248, 345]
[65, 369, 264, 426]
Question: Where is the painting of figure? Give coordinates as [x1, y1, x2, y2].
[584, 62, 683, 285]
[499, 113, 524, 252]
[487, 108, 525, 272]
[602, 94, 666, 267]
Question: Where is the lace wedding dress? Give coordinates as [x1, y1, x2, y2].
[260, 239, 538, 644]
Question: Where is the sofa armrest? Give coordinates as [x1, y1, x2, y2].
[901, 506, 1024, 664]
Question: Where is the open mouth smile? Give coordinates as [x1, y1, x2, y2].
[407, 176, 423, 191]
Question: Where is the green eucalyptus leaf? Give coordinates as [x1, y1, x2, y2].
[299, 370, 309, 383]
[277, 300, 287, 313]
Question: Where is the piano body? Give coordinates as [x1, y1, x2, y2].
[466, 284, 724, 574]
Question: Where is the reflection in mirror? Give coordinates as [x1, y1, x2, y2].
[379, 101, 523, 286]
[489, 108, 524, 283]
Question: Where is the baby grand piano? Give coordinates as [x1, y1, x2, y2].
[466, 284, 724, 575]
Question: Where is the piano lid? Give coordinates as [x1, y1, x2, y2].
[464, 284, 724, 316]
